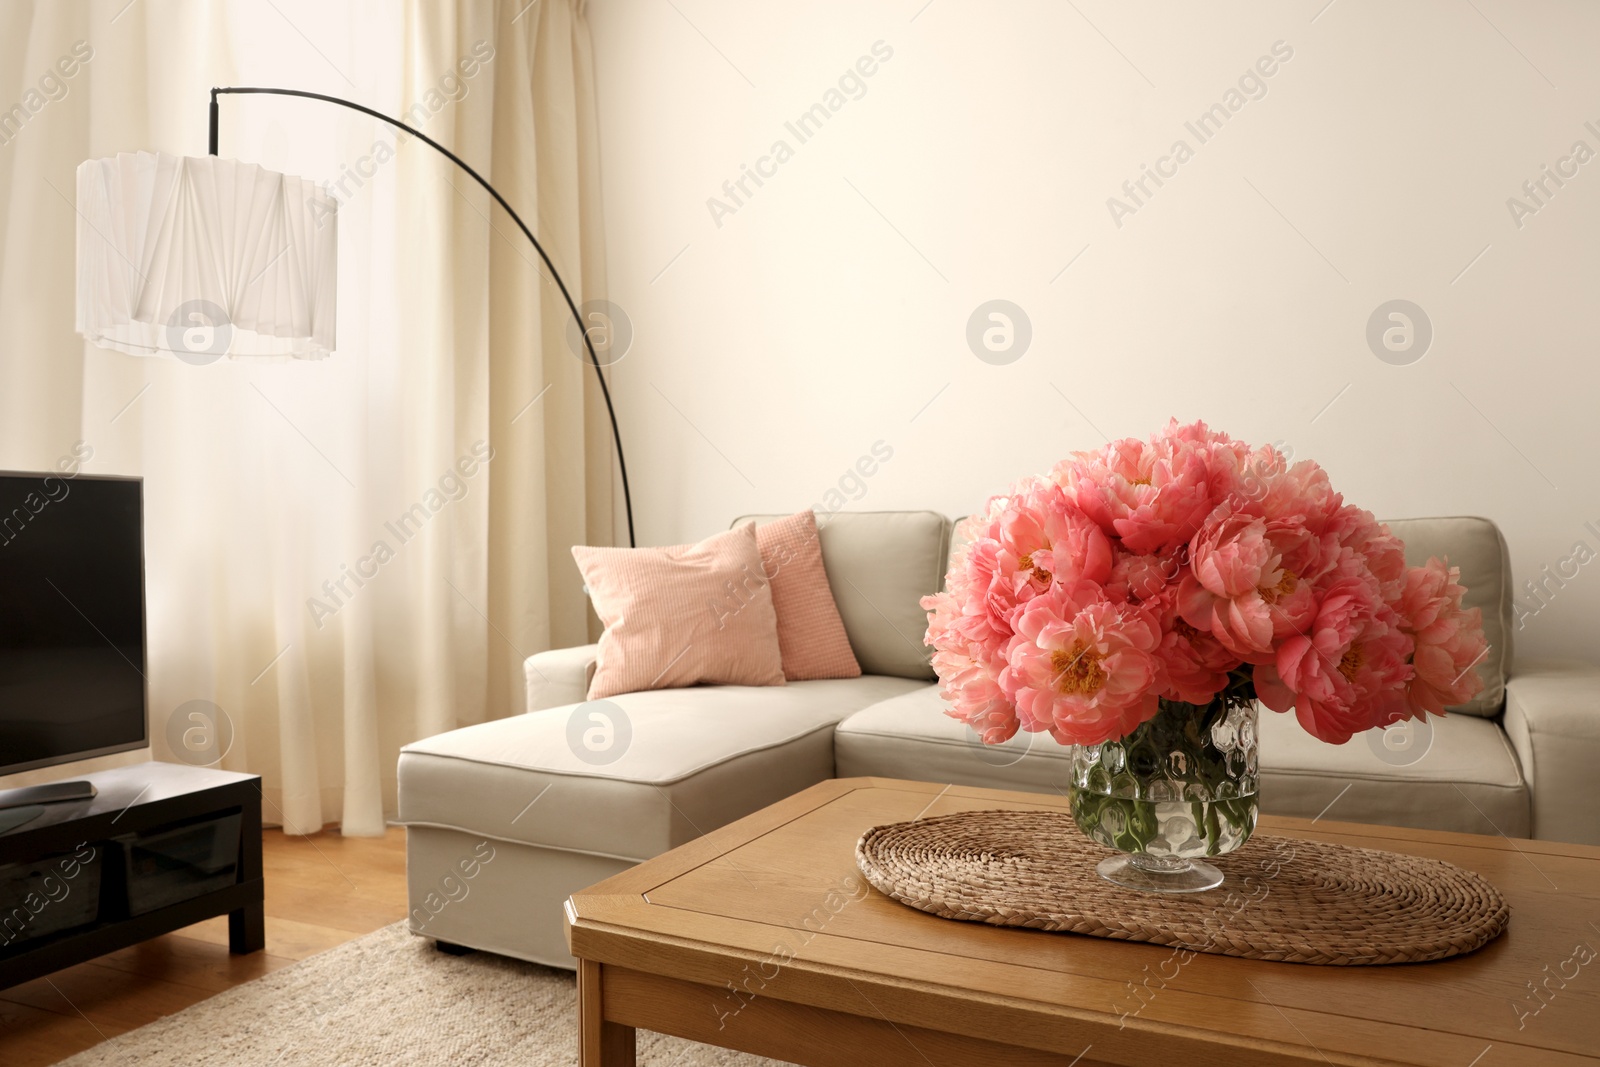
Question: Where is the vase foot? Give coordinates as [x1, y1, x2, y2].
[1096, 854, 1223, 894]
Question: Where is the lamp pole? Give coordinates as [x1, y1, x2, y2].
[210, 86, 636, 548]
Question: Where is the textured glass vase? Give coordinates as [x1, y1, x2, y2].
[1069, 694, 1259, 893]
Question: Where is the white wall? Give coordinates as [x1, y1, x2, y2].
[586, 0, 1600, 663]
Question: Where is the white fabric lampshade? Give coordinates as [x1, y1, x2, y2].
[75, 151, 337, 361]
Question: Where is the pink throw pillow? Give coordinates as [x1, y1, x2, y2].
[572, 522, 785, 700]
[755, 511, 862, 681]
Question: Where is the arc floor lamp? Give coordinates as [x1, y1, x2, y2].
[75, 86, 635, 547]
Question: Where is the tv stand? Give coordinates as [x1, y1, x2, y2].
[0, 762, 263, 990]
[0, 780, 98, 810]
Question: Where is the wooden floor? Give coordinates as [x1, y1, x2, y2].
[0, 826, 409, 1067]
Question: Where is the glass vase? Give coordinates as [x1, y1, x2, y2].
[1068, 694, 1259, 893]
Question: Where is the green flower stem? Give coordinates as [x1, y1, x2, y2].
[1069, 670, 1259, 858]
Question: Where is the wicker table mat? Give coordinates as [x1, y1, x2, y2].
[855, 810, 1509, 965]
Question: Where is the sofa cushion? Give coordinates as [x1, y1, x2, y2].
[573, 522, 785, 699]
[398, 676, 926, 862]
[1383, 516, 1512, 716]
[1257, 706, 1529, 836]
[837, 688, 1530, 837]
[754, 511, 861, 681]
[835, 685, 1075, 793]
[735, 511, 949, 680]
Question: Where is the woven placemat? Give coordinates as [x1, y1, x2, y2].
[855, 810, 1510, 965]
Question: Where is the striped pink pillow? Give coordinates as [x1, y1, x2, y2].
[756, 511, 861, 681]
[573, 522, 785, 700]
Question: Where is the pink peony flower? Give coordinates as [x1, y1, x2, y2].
[1230, 442, 1289, 511]
[1055, 427, 1216, 554]
[935, 649, 1019, 743]
[1040, 495, 1116, 588]
[1150, 593, 1242, 704]
[1323, 504, 1407, 599]
[923, 591, 1018, 742]
[1251, 458, 1340, 529]
[994, 483, 1113, 595]
[1177, 510, 1317, 658]
[995, 505, 1055, 596]
[941, 514, 997, 604]
[944, 482, 1115, 645]
[948, 538, 1016, 642]
[1109, 546, 1181, 604]
[1397, 558, 1488, 716]
[1254, 576, 1414, 743]
[1000, 581, 1163, 746]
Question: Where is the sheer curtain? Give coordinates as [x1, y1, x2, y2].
[0, 0, 612, 834]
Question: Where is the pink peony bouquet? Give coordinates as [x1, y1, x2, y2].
[922, 420, 1488, 748]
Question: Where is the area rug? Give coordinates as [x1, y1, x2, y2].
[58, 922, 784, 1066]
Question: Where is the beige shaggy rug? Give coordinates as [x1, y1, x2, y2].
[58, 922, 786, 1066]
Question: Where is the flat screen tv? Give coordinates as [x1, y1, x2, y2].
[0, 472, 147, 777]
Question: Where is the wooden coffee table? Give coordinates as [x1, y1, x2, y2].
[564, 777, 1600, 1066]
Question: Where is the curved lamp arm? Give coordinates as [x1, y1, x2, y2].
[210, 86, 636, 548]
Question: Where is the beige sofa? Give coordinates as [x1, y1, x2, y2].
[396, 511, 1598, 968]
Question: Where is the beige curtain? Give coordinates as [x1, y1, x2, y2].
[403, 0, 612, 746]
[0, 0, 612, 833]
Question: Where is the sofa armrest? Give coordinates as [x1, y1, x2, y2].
[524, 644, 599, 713]
[1503, 659, 1600, 846]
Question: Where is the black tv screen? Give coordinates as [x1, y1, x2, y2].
[0, 472, 147, 775]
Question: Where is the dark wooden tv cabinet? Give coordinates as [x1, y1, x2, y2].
[0, 762, 263, 990]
